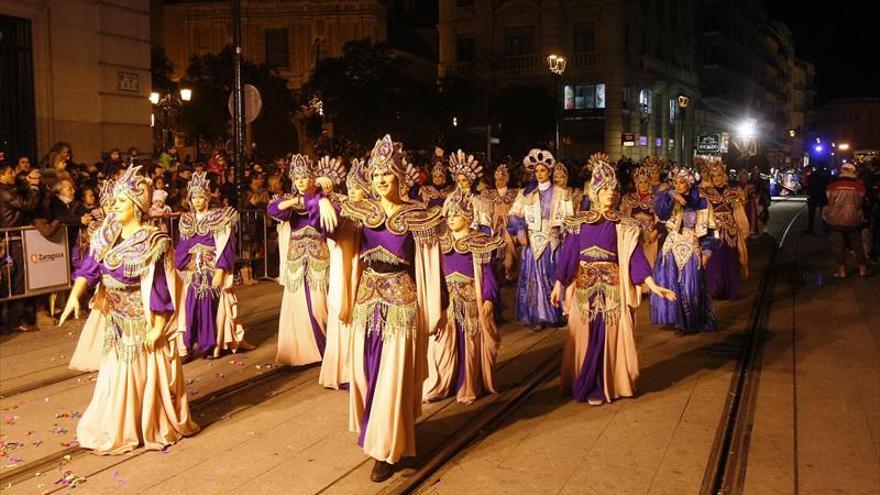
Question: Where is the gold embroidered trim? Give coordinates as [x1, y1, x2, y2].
[441, 231, 504, 263]
[179, 207, 238, 239]
[284, 226, 330, 293]
[361, 245, 410, 266]
[351, 270, 418, 341]
[580, 246, 615, 260]
[573, 261, 620, 325]
[97, 226, 169, 279]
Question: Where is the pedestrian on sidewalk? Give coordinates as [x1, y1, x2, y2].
[59, 165, 199, 455]
[803, 164, 830, 233]
[824, 163, 869, 278]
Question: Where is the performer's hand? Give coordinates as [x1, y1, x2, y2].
[318, 197, 338, 233]
[653, 286, 677, 302]
[481, 300, 494, 320]
[517, 233, 528, 247]
[144, 326, 164, 352]
[672, 192, 688, 206]
[212, 270, 225, 289]
[316, 177, 334, 193]
[58, 297, 80, 326]
[550, 281, 563, 308]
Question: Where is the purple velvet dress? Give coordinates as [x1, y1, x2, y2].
[174, 231, 235, 355]
[555, 219, 651, 402]
[701, 185, 744, 300]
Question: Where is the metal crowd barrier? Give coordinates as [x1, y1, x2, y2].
[1, 225, 71, 303]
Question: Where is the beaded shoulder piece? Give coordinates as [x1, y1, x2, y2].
[342, 199, 443, 239]
[179, 207, 239, 240]
[481, 187, 519, 205]
[563, 210, 636, 234]
[621, 192, 654, 211]
[441, 231, 504, 262]
[92, 223, 169, 278]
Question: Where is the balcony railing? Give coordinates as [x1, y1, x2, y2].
[572, 52, 598, 67]
[494, 54, 539, 70]
[449, 61, 477, 77]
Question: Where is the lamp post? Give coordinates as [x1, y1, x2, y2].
[547, 54, 567, 159]
[676, 94, 690, 164]
[150, 87, 192, 152]
[735, 117, 758, 170]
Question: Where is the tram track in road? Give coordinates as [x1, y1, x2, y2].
[700, 203, 806, 495]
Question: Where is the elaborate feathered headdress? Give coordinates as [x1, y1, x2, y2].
[288, 154, 314, 181]
[448, 149, 482, 183]
[111, 165, 152, 213]
[346, 157, 371, 194]
[315, 156, 346, 187]
[522, 149, 556, 172]
[367, 134, 414, 201]
[188, 171, 211, 198]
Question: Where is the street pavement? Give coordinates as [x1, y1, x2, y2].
[1, 201, 877, 494]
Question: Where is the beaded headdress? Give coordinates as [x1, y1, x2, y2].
[346, 157, 371, 194]
[443, 187, 474, 225]
[695, 156, 725, 178]
[494, 164, 510, 180]
[522, 149, 555, 172]
[631, 166, 652, 184]
[98, 179, 115, 210]
[448, 149, 482, 183]
[553, 162, 569, 179]
[669, 164, 699, 186]
[111, 165, 152, 213]
[367, 134, 414, 201]
[315, 156, 346, 187]
[589, 160, 619, 194]
[431, 147, 446, 177]
[288, 154, 314, 181]
[187, 171, 211, 198]
[586, 152, 613, 172]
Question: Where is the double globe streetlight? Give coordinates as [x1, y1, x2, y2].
[150, 87, 193, 151]
[547, 54, 567, 158]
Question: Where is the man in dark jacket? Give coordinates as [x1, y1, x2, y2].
[803, 164, 830, 233]
[0, 161, 42, 332]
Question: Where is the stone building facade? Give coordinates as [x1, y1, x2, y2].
[0, 0, 153, 165]
[817, 98, 880, 156]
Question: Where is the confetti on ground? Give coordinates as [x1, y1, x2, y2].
[4, 416, 19, 425]
[6, 456, 22, 464]
[32, 441, 43, 448]
[60, 440, 80, 448]
[112, 469, 127, 486]
[215, 372, 225, 379]
[49, 425, 68, 434]
[54, 470, 86, 488]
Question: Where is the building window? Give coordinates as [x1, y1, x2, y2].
[265, 28, 289, 69]
[573, 22, 595, 53]
[668, 97, 678, 124]
[456, 0, 474, 6]
[654, 93, 663, 137]
[456, 37, 475, 62]
[622, 86, 630, 109]
[504, 26, 535, 56]
[563, 83, 606, 110]
[639, 89, 652, 113]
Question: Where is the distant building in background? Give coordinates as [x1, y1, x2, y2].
[160, 0, 437, 89]
[438, 0, 700, 162]
[787, 58, 816, 164]
[1, 1, 152, 164]
[817, 98, 880, 159]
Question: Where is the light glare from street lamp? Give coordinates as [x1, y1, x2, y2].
[149, 92, 160, 105]
[838, 143, 850, 151]
[180, 88, 192, 102]
[737, 118, 756, 139]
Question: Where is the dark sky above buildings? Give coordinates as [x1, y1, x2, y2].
[766, 2, 879, 105]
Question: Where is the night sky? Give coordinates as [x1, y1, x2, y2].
[766, 3, 879, 106]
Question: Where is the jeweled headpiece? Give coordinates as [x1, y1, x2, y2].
[346, 157, 371, 194]
[98, 179, 115, 210]
[522, 149, 555, 172]
[695, 156, 725, 178]
[589, 160, 618, 194]
[367, 134, 413, 201]
[669, 164, 699, 186]
[587, 152, 613, 172]
[288, 154, 314, 181]
[553, 162, 569, 178]
[632, 166, 652, 184]
[494, 164, 510, 180]
[188, 171, 211, 198]
[442, 187, 474, 225]
[111, 165, 152, 213]
[315, 156, 346, 187]
[448, 149, 482, 183]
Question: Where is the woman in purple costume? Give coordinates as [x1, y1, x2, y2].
[650, 165, 718, 333]
[508, 149, 575, 329]
[698, 158, 750, 300]
[267, 154, 338, 366]
[174, 171, 251, 359]
[551, 159, 676, 406]
[334, 135, 446, 482]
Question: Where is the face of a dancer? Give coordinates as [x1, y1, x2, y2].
[447, 213, 468, 233]
[372, 170, 399, 201]
[191, 194, 208, 212]
[597, 187, 616, 209]
[455, 173, 471, 191]
[711, 168, 728, 188]
[349, 187, 366, 202]
[553, 168, 567, 187]
[651, 169, 661, 184]
[432, 170, 446, 187]
[113, 195, 137, 223]
[494, 173, 508, 189]
[294, 175, 315, 195]
[534, 164, 551, 183]
[673, 177, 690, 195]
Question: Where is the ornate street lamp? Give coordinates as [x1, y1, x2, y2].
[150, 87, 193, 152]
[547, 54, 567, 157]
[677, 94, 690, 164]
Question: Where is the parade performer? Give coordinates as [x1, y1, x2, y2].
[552, 160, 676, 405]
[445, 149, 492, 232]
[738, 169, 767, 239]
[335, 134, 446, 482]
[508, 149, 575, 329]
[579, 152, 615, 211]
[650, 165, 717, 333]
[554, 162, 583, 211]
[174, 171, 251, 359]
[268, 154, 338, 366]
[424, 188, 503, 404]
[69, 181, 114, 372]
[698, 158, 750, 300]
[59, 165, 198, 454]
[620, 165, 663, 269]
[480, 164, 519, 279]
[316, 155, 352, 390]
[420, 147, 453, 206]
